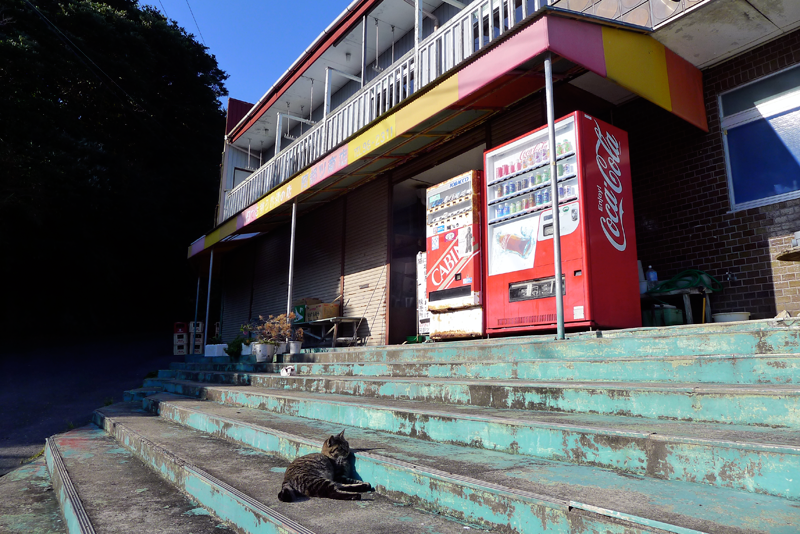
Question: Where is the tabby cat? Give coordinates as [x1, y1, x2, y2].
[278, 430, 372, 501]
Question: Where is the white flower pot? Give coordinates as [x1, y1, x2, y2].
[204, 344, 227, 357]
[288, 341, 302, 354]
[277, 342, 287, 354]
[253, 343, 277, 362]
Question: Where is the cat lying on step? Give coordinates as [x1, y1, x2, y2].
[278, 430, 372, 501]
[280, 365, 296, 377]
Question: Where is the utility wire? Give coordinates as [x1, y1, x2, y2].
[184, 0, 205, 45]
[157, 0, 169, 19]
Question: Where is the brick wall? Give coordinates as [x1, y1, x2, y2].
[614, 29, 800, 319]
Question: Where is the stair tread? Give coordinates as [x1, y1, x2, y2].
[51, 425, 227, 533]
[144, 393, 800, 534]
[161, 379, 800, 448]
[264, 375, 800, 393]
[0, 457, 66, 534]
[98, 402, 486, 534]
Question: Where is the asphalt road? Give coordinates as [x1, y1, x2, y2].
[0, 337, 179, 477]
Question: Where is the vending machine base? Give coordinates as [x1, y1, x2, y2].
[430, 307, 484, 340]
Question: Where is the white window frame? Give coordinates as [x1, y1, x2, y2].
[720, 64, 800, 212]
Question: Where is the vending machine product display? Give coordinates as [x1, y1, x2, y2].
[483, 111, 640, 333]
[425, 170, 484, 338]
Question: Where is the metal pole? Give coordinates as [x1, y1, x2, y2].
[545, 53, 565, 340]
[204, 248, 214, 347]
[361, 16, 368, 88]
[194, 276, 201, 324]
[286, 198, 298, 317]
[324, 67, 332, 118]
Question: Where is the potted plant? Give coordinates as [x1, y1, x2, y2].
[288, 327, 304, 355]
[223, 336, 245, 362]
[239, 324, 254, 356]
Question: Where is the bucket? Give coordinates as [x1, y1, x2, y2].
[712, 312, 750, 323]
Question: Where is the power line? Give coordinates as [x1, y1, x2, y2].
[184, 0, 205, 46]
[157, 0, 169, 19]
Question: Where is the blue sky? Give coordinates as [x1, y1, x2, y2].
[145, 0, 349, 108]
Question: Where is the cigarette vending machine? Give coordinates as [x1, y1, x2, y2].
[483, 112, 640, 334]
[425, 170, 483, 339]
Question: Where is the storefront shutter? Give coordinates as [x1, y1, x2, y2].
[343, 177, 389, 345]
[250, 226, 291, 320]
[293, 199, 344, 306]
[220, 245, 255, 341]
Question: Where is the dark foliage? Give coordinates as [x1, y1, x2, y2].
[0, 0, 227, 341]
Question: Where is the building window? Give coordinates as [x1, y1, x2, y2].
[720, 64, 800, 211]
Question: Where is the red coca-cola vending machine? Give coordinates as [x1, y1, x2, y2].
[483, 111, 640, 334]
[425, 170, 483, 339]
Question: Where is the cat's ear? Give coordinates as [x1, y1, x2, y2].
[337, 430, 345, 438]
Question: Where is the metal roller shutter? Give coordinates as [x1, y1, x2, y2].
[251, 226, 291, 320]
[342, 177, 389, 345]
[220, 245, 255, 341]
[293, 199, 344, 306]
[490, 93, 545, 148]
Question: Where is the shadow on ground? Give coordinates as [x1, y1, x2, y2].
[0, 336, 178, 476]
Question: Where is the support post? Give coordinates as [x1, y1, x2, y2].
[544, 53, 565, 340]
[194, 277, 201, 324]
[204, 249, 214, 348]
[286, 198, 298, 317]
[324, 67, 332, 118]
[414, 0, 424, 86]
[361, 16, 368, 88]
[275, 112, 283, 157]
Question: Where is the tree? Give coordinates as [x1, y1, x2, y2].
[0, 0, 228, 340]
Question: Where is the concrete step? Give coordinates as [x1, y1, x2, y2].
[93, 402, 493, 534]
[171, 361, 278, 373]
[138, 392, 800, 533]
[45, 425, 229, 533]
[0, 457, 66, 534]
[123, 386, 163, 402]
[280, 353, 800, 384]
[284, 327, 800, 364]
[151, 375, 800, 429]
[143, 381, 800, 500]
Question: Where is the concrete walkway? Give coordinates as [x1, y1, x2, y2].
[0, 337, 177, 477]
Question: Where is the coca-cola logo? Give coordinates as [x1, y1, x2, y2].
[594, 120, 626, 252]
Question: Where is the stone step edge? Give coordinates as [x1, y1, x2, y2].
[156, 375, 800, 398]
[146, 395, 695, 534]
[250, 375, 800, 395]
[92, 411, 315, 534]
[44, 437, 96, 534]
[156, 380, 800, 454]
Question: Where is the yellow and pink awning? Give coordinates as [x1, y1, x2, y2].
[190, 12, 706, 258]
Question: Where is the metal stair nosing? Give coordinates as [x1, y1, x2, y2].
[44, 438, 96, 534]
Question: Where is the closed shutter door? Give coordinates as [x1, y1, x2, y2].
[251, 226, 291, 319]
[343, 177, 389, 345]
[220, 245, 255, 341]
[293, 199, 344, 305]
[490, 93, 544, 147]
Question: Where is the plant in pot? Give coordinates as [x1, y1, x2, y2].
[223, 336, 245, 363]
[275, 312, 297, 355]
[239, 324, 255, 356]
[289, 327, 304, 355]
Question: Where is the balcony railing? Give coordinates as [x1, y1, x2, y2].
[222, 0, 549, 223]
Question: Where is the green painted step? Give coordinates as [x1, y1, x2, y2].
[140, 392, 800, 533]
[93, 402, 497, 534]
[149, 374, 800, 429]
[0, 457, 66, 534]
[283, 328, 800, 364]
[146, 380, 800, 500]
[170, 353, 800, 384]
[171, 362, 277, 373]
[46, 425, 229, 533]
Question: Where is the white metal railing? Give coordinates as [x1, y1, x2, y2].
[222, 0, 549, 222]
